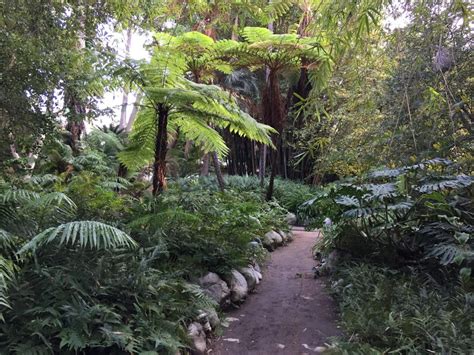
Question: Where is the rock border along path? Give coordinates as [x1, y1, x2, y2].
[210, 227, 341, 354]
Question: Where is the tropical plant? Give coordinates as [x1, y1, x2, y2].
[307, 159, 474, 273]
[328, 262, 473, 354]
[118, 32, 275, 195]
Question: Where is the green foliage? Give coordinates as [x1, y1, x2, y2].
[309, 159, 473, 353]
[328, 263, 473, 354]
[0, 170, 288, 353]
[118, 31, 275, 172]
[307, 160, 474, 272]
[19, 221, 137, 254]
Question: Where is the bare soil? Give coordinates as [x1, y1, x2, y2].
[210, 227, 341, 355]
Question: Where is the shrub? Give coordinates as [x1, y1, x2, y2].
[307, 159, 474, 272]
[328, 263, 473, 354]
[0, 173, 288, 353]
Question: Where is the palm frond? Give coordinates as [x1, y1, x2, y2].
[19, 221, 137, 254]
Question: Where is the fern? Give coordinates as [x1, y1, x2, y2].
[120, 32, 276, 171]
[1, 189, 41, 204]
[264, 0, 296, 21]
[19, 221, 137, 253]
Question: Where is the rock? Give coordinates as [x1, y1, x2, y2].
[285, 212, 297, 225]
[187, 322, 207, 354]
[253, 263, 262, 274]
[205, 308, 220, 329]
[198, 272, 230, 305]
[265, 231, 283, 246]
[277, 230, 288, 242]
[286, 230, 294, 242]
[239, 266, 258, 290]
[262, 233, 275, 249]
[314, 250, 341, 277]
[224, 270, 248, 303]
[196, 309, 215, 332]
[248, 240, 261, 248]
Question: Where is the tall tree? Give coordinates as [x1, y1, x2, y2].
[119, 33, 275, 195]
[220, 27, 329, 198]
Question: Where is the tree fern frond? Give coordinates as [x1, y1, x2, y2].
[18, 221, 137, 254]
[171, 114, 229, 157]
[265, 0, 296, 21]
[1, 189, 40, 204]
[241, 27, 273, 43]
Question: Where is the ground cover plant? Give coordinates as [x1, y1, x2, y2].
[0, 170, 288, 354]
[306, 159, 473, 353]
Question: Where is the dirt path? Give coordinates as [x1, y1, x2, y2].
[210, 227, 341, 355]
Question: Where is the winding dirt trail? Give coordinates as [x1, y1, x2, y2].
[210, 227, 341, 355]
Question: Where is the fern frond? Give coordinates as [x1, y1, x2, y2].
[38, 192, 77, 215]
[265, 0, 296, 21]
[1, 189, 40, 204]
[19, 221, 137, 254]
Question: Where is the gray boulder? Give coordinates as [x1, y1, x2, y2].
[251, 264, 263, 283]
[187, 322, 207, 354]
[224, 270, 248, 303]
[253, 263, 262, 274]
[285, 212, 297, 225]
[205, 308, 220, 329]
[314, 250, 342, 277]
[239, 266, 258, 290]
[198, 272, 230, 305]
[265, 230, 283, 246]
[277, 230, 288, 243]
[262, 233, 274, 249]
[197, 308, 220, 330]
[286, 230, 294, 241]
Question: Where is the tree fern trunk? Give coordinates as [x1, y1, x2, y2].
[152, 104, 168, 195]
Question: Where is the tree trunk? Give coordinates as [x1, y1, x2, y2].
[259, 144, 267, 187]
[212, 152, 225, 192]
[126, 92, 142, 132]
[266, 144, 279, 200]
[152, 104, 169, 195]
[65, 5, 87, 154]
[120, 29, 133, 128]
[200, 153, 210, 176]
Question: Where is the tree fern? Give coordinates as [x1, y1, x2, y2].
[119, 32, 275, 193]
[19, 221, 137, 253]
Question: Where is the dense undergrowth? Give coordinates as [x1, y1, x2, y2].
[0, 170, 290, 354]
[304, 159, 473, 353]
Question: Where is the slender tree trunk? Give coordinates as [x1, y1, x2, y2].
[152, 104, 169, 195]
[212, 152, 225, 191]
[212, 151, 225, 190]
[126, 92, 142, 132]
[259, 144, 267, 186]
[266, 144, 279, 200]
[120, 29, 133, 128]
[200, 153, 210, 176]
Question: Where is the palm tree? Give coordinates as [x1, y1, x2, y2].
[119, 32, 275, 195]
